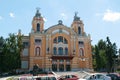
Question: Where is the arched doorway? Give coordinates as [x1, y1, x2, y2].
[59, 60, 64, 71]
[52, 64, 57, 71]
[66, 65, 71, 71]
[66, 60, 71, 71]
[59, 64, 64, 71]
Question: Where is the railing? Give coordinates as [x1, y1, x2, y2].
[51, 54, 74, 60]
[52, 53, 75, 57]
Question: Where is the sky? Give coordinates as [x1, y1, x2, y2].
[0, 0, 120, 50]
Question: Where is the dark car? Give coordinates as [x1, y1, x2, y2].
[106, 73, 120, 80]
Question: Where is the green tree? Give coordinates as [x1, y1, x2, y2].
[1, 33, 23, 73]
[0, 36, 5, 73]
[93, 37, 117, 72]
[94, 45, 101, 71]
[2, 34, 17, 72]
[93, 39, 107, 71]
[98, 39, 107, 71]
[106, 37, 117, 72]
[16, 33, 23, 69]
[92, 46, 96, 70]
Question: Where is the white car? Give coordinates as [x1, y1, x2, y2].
[33, 75, 58, 80]
[79, 73, 111, 80]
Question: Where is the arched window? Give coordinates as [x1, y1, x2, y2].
[64, 38, 68, 44]
[53, 36, 68, 44]
[78, 41, 84, 47]
[53, 37, 57, 43]
[53, 47, 57, 55]
[58, 36, 63, 43]
[35, 39, 41, 44]
[65, 47, 68, 55]
[78, 27, 81, 35]
[58, 47, 63, 55]
[35, 47, 40, 56]
[79, 48, 84, 56]
[37, 23, 40, 32]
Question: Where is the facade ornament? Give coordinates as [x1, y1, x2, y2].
[74, 12, 80, 21]
[35, 7, 41, 17]
[58, 20, 63, 25]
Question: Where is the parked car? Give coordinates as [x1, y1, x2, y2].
[106, 73, 120, 80]
[32, 71, 58, 80]
[58, 74, 79, 80]
[79, 73, 111, 80]
[34, 75, 58, 80]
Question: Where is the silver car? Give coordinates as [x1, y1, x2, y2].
[79, 73, 111, 80]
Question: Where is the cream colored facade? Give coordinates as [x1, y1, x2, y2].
[21, 9, 93, 71]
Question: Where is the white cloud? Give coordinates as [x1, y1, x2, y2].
[60, 13, 66, 17]
[60, 13, 68, 20]
[9, 12, 15, 18]
[43, 17, 47, 22]
[103, 9, 120, 22]
[0, 16, 3, 20]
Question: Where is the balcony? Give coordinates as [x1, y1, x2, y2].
[51, 54, 74, 60]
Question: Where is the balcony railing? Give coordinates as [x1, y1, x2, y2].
[51, 54, 74, 59]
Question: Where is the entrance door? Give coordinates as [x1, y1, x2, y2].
[59, 64, 64, 71]
[66, 64, 71, 71]
[52, 64, 57, 71]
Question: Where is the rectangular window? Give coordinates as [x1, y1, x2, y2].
[35, 39, 41, 43]
[23, 48, 28, 56]
[35, 39, 41, 45]
[21, 61, 28, 69]
[23, 42, 29, 48]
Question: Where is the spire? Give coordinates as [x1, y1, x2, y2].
[35, 7, 41, 17]
[74, 12, 80, 21]
[18, 29, 21, 36]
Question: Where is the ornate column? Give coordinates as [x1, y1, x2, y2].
[57, 60, 59, 71]
[71, 36, 73, 55]
[73, 36, 76, 54]
[64, 60, 66, 71]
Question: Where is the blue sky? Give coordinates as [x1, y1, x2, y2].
[0, 0, 120, 49]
